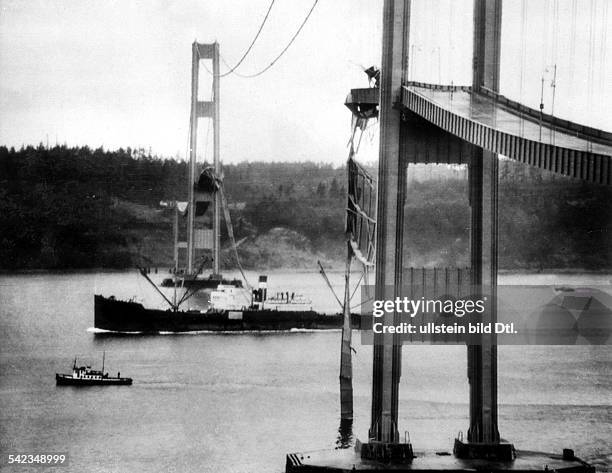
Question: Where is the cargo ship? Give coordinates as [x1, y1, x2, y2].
[94, 276, 362, 333]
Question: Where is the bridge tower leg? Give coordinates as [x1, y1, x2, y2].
[361, 0, 413, 463]
[186, 42, 200, 275]
[186, 42, 221, 276]
[456, 0, 513, 460]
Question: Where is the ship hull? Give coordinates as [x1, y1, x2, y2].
[55, 374, 133, 386]
[94, 295, 362, 333]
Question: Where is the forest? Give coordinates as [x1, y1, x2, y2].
[0, 144, 610, 271]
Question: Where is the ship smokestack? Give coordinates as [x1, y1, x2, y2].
[258, 275, 268, 301]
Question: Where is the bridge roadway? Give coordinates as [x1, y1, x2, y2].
[346, 83, 612, 185]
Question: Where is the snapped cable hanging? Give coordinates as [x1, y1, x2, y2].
[230, 0, 319, 78]
[218, 0, 276, 77]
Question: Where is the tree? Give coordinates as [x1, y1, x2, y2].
[316, 181, 327, 197]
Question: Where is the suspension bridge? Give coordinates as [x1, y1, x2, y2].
[287, 0, 609, 471]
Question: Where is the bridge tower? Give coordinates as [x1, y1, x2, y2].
[186, 42, 221, 276]
[366, 0, 511, 460]
[286, 0, 609, 469]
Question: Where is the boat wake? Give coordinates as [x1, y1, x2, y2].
[87, 327, 143, 334]
[289, 328, 341, 333]
[87, 327, 340, 335]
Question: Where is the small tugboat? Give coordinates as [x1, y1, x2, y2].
[56, 353, 132, 386]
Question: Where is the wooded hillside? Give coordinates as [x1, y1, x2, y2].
[1, 145, 609, 270]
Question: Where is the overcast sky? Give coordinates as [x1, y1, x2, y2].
[1, 0, 609, 165]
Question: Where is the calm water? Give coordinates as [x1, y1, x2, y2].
[1, 271, 611, 472]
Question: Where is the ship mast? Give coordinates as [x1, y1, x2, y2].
[187, 41, 221, 275]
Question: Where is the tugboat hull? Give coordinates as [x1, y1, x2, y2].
[55, 374, 132, 386]
[94, 295, 361, 333]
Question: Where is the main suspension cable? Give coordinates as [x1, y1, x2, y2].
[218, 0, 276, 77]
[229, 0, 319, 79]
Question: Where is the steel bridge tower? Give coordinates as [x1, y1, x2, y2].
[186, 42, 221, 276]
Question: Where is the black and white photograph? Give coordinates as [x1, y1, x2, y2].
[0, 1, 610, 472]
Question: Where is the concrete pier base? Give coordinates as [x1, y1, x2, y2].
[359, 440, 414, 463]
[453, 438, 515, 462]
[285, 445, 594, 473]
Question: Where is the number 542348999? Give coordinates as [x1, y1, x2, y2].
[6, 453, 68, 466]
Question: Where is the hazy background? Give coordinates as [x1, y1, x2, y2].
[1, 0, 610, 165]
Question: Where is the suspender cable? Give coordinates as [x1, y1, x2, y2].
[552, 0, 559, 69]
[543, 0, 550, 86]
[569, 0, 577, 92]
[598, 0, 608, 116]
[587, 0, 596, 149]
[448, 0, 454, 85]
[518, 0, 527, 136]
[550, 0, 559, 143]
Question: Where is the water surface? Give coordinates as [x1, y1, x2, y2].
[1, 271, 610, 472]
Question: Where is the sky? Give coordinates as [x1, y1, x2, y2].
[0, 0, 609, 165]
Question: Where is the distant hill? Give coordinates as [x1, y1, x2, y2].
[0, 145, 610, 271]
